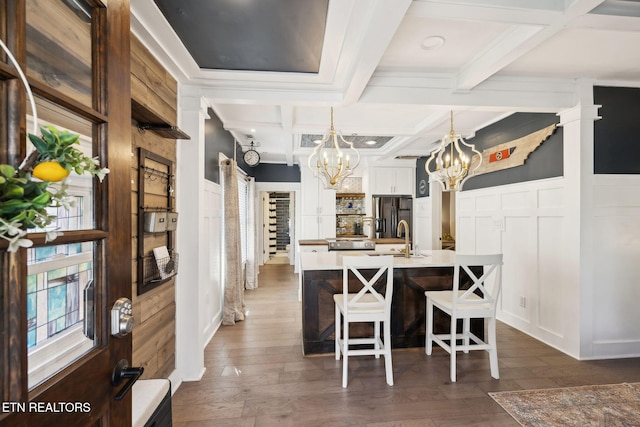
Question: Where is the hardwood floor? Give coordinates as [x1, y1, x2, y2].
[172, 264, 640, 426]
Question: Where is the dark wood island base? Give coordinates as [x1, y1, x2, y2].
[302, 263, 483, 355]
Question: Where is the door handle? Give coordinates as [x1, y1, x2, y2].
[111, 359, 144, 401]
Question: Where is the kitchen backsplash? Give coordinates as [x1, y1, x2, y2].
[337, 177, 362, 193]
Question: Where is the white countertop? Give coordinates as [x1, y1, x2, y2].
[300, 250, 456, 271]
[132, 378, 170, 427]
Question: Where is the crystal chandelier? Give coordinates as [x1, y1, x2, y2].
[308, 107, 360, 190]
[425, 111, 481, 192]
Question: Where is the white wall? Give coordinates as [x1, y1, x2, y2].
[456, 177, 580, 356]
[588, 174, 640, 358]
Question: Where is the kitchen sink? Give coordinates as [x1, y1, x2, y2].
[367, 252, 426, 258]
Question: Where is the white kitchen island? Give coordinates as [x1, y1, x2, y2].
[299, 249, 456, 271]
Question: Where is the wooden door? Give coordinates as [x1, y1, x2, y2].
[1, 1, 133, 426]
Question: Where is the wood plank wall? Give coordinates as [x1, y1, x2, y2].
[130, 35, 177, 380]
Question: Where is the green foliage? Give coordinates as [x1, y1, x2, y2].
[28, 126, 107, 178]
[0, 164, 53, 228]
[1, 126, 109, 252]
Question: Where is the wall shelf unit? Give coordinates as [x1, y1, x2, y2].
[132, 99, 191, 140]
[137, 148, 178, 295]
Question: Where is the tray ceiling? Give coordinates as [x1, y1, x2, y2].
[132, 0, 640, 165]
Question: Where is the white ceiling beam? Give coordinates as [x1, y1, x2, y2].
[280, 105, 295, 166]
[454, 24, 544, 91]
[339, 0, 413, 104]
[182, 85, 344, 106]
[406, 0, 564, 25]
[360, 74, 576, 111]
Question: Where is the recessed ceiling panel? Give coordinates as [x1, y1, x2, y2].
[499, 27, 640, 81]
[301, 134, 393, 149]
[378, 16, 508, 72]
[153, 0, 328, 72]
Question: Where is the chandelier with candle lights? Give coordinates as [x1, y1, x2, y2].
[308, 107, 360, 190]
[425, 111, 481, 192]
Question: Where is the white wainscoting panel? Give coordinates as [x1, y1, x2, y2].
[589, 175, 640, 358]
[203, 181, 223, 344]
[502, 189, 533, 211]
[457, 178, 573, 355]
[457, 196, 475, 213]
[502, 215, 534, 323]
[538, 186, 565, 209]
[537, 216, 565, 339]
[475, 194, 500, 212]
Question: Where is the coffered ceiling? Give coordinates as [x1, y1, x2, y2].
[130, 0, 640, 166]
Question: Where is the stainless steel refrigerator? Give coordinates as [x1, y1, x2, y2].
[372, 196, 413, 239]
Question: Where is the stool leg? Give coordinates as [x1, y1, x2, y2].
[374, 320, 381, 358]
[342, 320, 349, 388]
[383, 319, 393, 386]
[463, 317, 470, 353]
[450, 314, 457, 383]
[425, 299, 433, 355]
[488, 316, 499, 379]
[335, 304, 341, 360]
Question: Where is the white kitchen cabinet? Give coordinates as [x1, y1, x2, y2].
[300, 167, 336, 216]
[300, 166, 336, 239]
[370, 167, 414, 195]
[300, 215, 335, 240]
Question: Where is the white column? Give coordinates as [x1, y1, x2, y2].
[174, 95, 210, 382]
[558, 80, 600, 358]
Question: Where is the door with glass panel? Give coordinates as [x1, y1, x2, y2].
[1, 1, 132, 426]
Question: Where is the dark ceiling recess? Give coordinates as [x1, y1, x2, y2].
[153, 0, 329, 73]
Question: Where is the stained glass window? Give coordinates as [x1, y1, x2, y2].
[26, 246, 93, 349]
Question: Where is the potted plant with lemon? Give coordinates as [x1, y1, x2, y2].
[0, 125, 109, 252]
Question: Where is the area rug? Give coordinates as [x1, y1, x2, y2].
[489, 382, 640, 426]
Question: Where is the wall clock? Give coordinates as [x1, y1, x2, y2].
[243, 142, 260, 167]
[419, 179, 427, 195]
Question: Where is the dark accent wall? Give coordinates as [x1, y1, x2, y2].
[416, 112, 563, 193]
[204, 108, 237, 183]
[416, 157, 430, 198]
[463, 113, 562, 190]
[204, 109, 301, 183]
[594, 86, 640, 174]
[250, 163, 301, 182]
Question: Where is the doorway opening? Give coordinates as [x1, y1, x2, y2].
[441, 191, 456, 250]
[263, 192, 293, 264]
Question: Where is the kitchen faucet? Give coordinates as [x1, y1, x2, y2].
[397, 220, 410, 258]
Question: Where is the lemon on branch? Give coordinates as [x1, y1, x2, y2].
[32, 161, 70, 182]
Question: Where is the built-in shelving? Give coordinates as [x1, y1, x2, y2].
[268, 192, 291, 254]
[336, 193, 366, 237]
